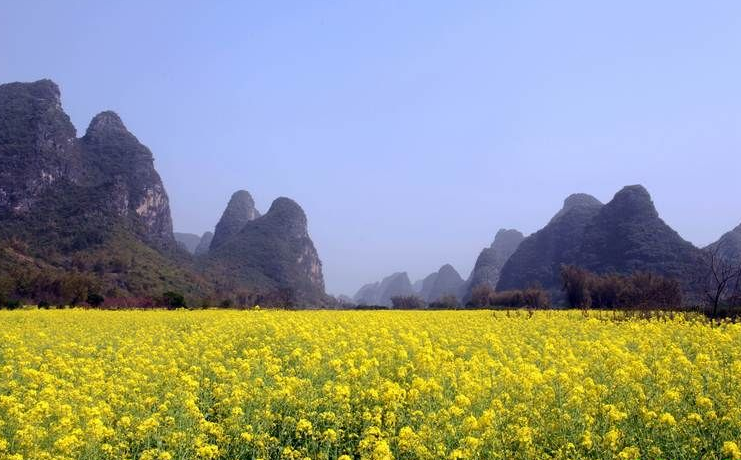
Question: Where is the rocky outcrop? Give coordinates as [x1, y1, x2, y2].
[462, 229, 524, 301]
[353, 272, 415, 306]
[195, 231, 213, 255]
[79, 111, 175, 249]
[0, 79, 81, 216]
[203, 197, 327, 306]
[210, 190, 260, 250]
[497, 195, 603, 293]
[0, 79, 206, 300]
[0, 79, 176, 249]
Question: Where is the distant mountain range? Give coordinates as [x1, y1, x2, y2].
[2, 79, 738, 308]
[355, 264, 466, 307]
[354, 186, 737, 306]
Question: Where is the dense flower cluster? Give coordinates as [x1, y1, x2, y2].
[0, 310, 740, 460]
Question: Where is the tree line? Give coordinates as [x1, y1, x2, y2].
[2, 242, 740, 315]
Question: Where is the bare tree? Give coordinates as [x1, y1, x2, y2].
[699, 243, 741, 318]
[390, 295, 426, 309]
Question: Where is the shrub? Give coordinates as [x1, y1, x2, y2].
[470, 284, 496, 308]
[219, 298, 233, 308]
[560, 265, 682, 309]
[4, 299, 22, 310]
[87, 292, 105, 307]
[390, 295, 426, 309]
[161, 291, 186, 309]
[469, 284, 551, 309]
[429, 294, 459, 309]
[561, 265, 592, 308]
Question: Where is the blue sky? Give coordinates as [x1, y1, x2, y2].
[2, 1, 740, 295]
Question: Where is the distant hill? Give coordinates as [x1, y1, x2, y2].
[201, 196, 329, 306]
[353, 272, 414, 306]
[194, 231, 213, 256]
[174, 232, 202, 254]
[574, 185, 702, 288]
[0, 79, 723, 309]
[353, 282, 381, 305]
[497, 194, 602, 294]
[462, 229, 524, 302]
[497, 186, 703, 298]
[415, 272, 438, 301]
[420, 264, 464, 302]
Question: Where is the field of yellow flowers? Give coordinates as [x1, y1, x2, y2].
[0, 310, 740, 460]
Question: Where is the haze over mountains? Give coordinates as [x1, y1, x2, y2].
[1, 78, 740, 308]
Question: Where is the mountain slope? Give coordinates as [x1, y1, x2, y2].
[575, 185, 702, 286]
[175, 232, 201, 254]
[353, 272, 414, 306]
[417, 272, 438, 301]
[195, 231, 213, 255]
[202, 197, 328, 306]
[706, 223, 741, 264]
[497, 186, 703, 298]
[463, 229, 524, 301]
[497, 194, 603, 293]
[210, 190, 260, 250]
[424, 264, 464, 302]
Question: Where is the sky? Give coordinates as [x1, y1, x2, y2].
[2, 1, 740, 296]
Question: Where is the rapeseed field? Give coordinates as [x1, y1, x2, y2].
[0, 310, 739, 460]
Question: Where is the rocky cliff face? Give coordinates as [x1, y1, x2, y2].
[210, 190, 260, 250]
[0, 79, 176, 249]
[497, 195, 603, 293]
[79, 111, 175, 249]
[0, 79, 81, 216]
[0, 79, 206, 300]
[463, 229, 524, 300]
[203, 196, 327, 306]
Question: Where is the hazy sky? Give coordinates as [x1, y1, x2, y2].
[2, 1, 740, 296]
